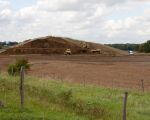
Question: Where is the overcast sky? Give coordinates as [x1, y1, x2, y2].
[0, 0, 150, 43]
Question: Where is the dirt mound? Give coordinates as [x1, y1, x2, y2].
[1, 36, 127, 56]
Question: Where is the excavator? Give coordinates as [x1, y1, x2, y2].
[64, 48, 72, 55]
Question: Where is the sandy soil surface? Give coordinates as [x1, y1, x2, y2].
[0, 54, 150, 90]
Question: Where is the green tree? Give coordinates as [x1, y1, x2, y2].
[144, 40, 150, 53]
[138, 40, 150, 53]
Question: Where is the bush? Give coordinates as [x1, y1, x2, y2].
[58, 89, 72, 102]
[8, 58, 30, 76]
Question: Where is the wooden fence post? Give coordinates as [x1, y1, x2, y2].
[11, 67, 14, 76]
[83, 79, 86, 87]
[141, 80, 144, 92]
[123, 92, 128, 120]
[20, 66, 25, 111]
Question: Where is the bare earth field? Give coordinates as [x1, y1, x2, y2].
[0, 54, 150, 90]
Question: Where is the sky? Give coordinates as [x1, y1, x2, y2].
[0, 0, 150, 44]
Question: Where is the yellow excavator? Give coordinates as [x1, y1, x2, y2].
[64, 49, 72, 55]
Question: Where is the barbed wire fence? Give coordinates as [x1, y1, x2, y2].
[0, 67, 149, 120]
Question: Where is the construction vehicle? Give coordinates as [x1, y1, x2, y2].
[81, 42, 89, 49]
[64, 49, 72, 55]
[91, 49, 101, 54]
[80, 42, 90, 53]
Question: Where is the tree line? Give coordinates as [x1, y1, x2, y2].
[106, 40, 150, 53]
[0, 41, 18, 49]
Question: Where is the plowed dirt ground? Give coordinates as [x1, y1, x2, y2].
[0, 54, 150, 90]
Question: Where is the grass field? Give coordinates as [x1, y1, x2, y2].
[0, 73, 150, 120]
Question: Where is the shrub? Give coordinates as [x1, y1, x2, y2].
[58, 89, 72, 102]
[8, 58, 30, 75]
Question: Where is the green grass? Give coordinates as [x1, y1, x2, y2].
[0, 73, 150, 120]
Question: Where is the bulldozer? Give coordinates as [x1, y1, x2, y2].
[64, 48, 72, 55]
[91, 49, 101, 54]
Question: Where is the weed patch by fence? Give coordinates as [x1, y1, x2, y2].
[0, 72, 150, 120]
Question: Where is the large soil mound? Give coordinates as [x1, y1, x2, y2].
[1, 36, 127, 56]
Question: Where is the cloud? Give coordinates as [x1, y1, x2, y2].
[0, 0, 12, 23]
[0, 0, 10, 9]
[0, 0, 150, 43]
[36, 0, 126, 12]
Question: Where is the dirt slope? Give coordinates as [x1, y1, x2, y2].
[1, 36, 127, 56]
[63, 37, 127, 56]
